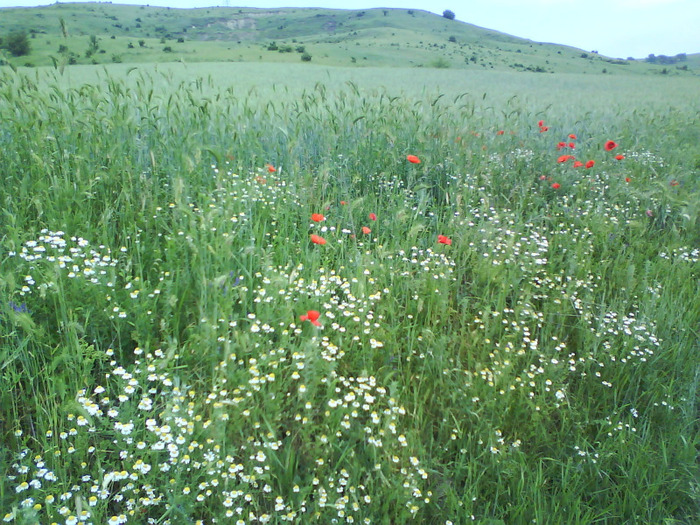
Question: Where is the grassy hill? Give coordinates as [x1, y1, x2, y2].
[1, 3, 698, 73]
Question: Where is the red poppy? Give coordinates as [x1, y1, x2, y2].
[585, 160, 595, 169]
[340, 200, 348, 205]
[573, 161, 584, 168]
[310, 234, 326, 245]
[625, 177, 631, 183]
[311, 213, 325, 222]
[615, 155, 625, 161]
[670, 180, 680, 187]
[266, 164, 276, 173]
[437, 235, 452, 245]
[369, 213, 377, 221]
[496, 130, 505, 135]
[539, 175, 547, 180]
[557, 155, 574, 163]
[538, 120, 545, 127]
[568, 134, 577, 140]
[539, 126, 549, 133]
[568, 142, 575, 149]
[300, 310, 322, 327]
[557, 142, 567, 150]
[407, 154, 421, 164]
[361, 226, 371, 234]
[551, 182, 561, 189]
[604, 140, 618, 151]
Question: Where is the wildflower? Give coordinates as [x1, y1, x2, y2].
[496, 130, 504, 135]
[551, 182, 561, 189]
[539, 126, 549, 132]
[625, 177, 631, 182]
[311, 213, 325, 222]
[568, 134, 577, 139]
[361, 227, 371, 234]
[557, 155, 574, 163]
[585, 160, 595, 169]
[437, 235, 452, 245]
[556, 142, 567, 150]
[568, 142, 575, 149]
[538, 120, 545, 127]
[670, 180, 679, 187]
[266, 164, 276, 172]
[340, 200, 347, 205]
[539, 175, 547, 180]
[310, 234, 326, 245]
[604, 140, 618, 151]
[646, 210, 653, 217]
[615, 154, 625, 160]
[406, 155, 421, 164]
[300, 310, 322, 327]
[573, 161, 584, 168]
[369, 213, 377, 221]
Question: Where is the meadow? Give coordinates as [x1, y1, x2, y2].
[1, 63, 699, 524]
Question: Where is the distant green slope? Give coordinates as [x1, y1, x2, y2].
[0, 2, 697, 75]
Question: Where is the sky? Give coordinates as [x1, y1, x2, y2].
[1, 0, 698, 58]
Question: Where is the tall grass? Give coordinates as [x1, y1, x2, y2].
[1, 65, 698, 524]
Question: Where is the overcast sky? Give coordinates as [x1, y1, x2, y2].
[1, 0, 698, 58]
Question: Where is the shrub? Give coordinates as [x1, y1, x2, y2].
[442, 9, 456, 20]
[4, 31, 31, 57]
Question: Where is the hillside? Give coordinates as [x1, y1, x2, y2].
[0, 2, 697, 75]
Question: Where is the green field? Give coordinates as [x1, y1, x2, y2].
[1, 2, 698, 75]
[1, 55, 699, 525]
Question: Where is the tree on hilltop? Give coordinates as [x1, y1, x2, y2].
[443, 10, 456, 20]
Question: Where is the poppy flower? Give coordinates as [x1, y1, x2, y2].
[585, 160, 595, 169]
[539, 126, 549, 133]
[625, 177, 631, 183]
[369, 213, 377, 221]
[604, 140, 618, 151]
[557, 142, 567, 150]
[266, 164, 276, 172]
[300, 310, 322, 327]
[539, 175, 547, 180]
[496, 130, 505, 135]
[361, 226, 371, 234]
[615, 155, 625, 161]
[670, 180, 680, 187]
[573, 161, 584, 168]
[340, 200, 347, 205]
[568, 134, 577, 140]
[551, 182, 561, 189]
[311, 213, 325, 222]
[406, 154, 421, 164]
[557, 154, 574, 163]
[568, 142, 575, 149]
[437, 235, 452, 245]
[310, 234, 326, 245]
[538, 120, 545, 127]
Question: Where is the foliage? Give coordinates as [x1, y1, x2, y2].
[0, 66, 698, 525]
[443, 9, 456, 20]
[3, 31, 31, 56]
